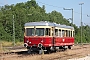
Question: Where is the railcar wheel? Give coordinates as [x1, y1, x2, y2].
[68, 46, 71, 49]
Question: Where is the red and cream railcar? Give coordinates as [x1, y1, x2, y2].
[24, 21, 74, 54]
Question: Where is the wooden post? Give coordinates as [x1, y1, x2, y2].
[0, 43, 2, 51]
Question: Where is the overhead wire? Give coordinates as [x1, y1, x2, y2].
[37, 1, 90, 16]
[37, 1, 64, 8]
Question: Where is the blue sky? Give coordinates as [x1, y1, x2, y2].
[0, 0, 90, 26]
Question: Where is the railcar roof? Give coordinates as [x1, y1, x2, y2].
[25, 21, 74, 29]
[25, 21, 54, 26]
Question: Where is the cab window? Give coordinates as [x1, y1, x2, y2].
[26, 28, 34, 36]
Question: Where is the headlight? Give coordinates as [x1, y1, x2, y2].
[24, 43, 28, 47]
[38, 43, 42, 48]
[29, 42, 31, 44]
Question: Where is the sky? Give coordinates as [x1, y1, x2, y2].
[0, 0, 90, 26]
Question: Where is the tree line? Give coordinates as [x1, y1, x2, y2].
[0, 0, 90, 43]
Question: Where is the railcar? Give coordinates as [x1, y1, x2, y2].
[24, 21, 74, 54]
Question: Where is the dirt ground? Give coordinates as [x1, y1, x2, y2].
[0, 44, 90, 60]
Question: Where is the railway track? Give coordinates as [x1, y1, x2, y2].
[49, 52, 83, 60]
[0, 44, 90, 60]
[0, 44, 89, 54]
[50, 44, 90, 60]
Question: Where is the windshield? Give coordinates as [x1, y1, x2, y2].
[26, 28, 44, 36]
[26, 28, 34, 36]
[36, 28, 44, 36]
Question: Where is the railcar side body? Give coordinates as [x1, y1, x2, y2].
[24, 21, 74, 54]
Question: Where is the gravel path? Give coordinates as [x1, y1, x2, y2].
[68, 54, 90, 60]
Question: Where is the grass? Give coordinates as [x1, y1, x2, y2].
[0, 41, 24, 52]
[0, 41, 24, 47]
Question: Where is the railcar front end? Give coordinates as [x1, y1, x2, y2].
[24, 22, 54, 54]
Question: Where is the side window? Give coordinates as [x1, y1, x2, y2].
[52, 27, 54, 36]
[69, 31, 72, 37]
[73, 31, 74, 37]
[62, 30, 67, 37]
[59, 29, 61, 37]
[62, 30, 71, 37]
[55, 29, 58, 36]
[69, 31, 71, 37]
[66, 30, 69, 37]
[45, 28, 50, 36]
[62, 30, 65, 37]
[71, 31, 72, 37]
[64, 30, 66, 37]
[57, 29, 73, 37]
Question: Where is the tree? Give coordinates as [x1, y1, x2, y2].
[0, 0, 90, 43]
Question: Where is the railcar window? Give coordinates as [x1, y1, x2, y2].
[26, 28, 34, 36]
[66, 30, 69, 37]
[69, 31, 70, 37]
[69, 31, 73, 37]
[36, 28, 44, 36]
[71, 31, 72, 37]
[45, 28, 48, 35]
[64, 30, 66, 37]
[55, 29, 58, 36]
[73, 31, 74, 37]
[62, 30, 68, 37]
[59, 29, 61, 37]
[52, 27, 54, 36]
[62, 30, 65, 37]
[45, 28, 50, 36]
